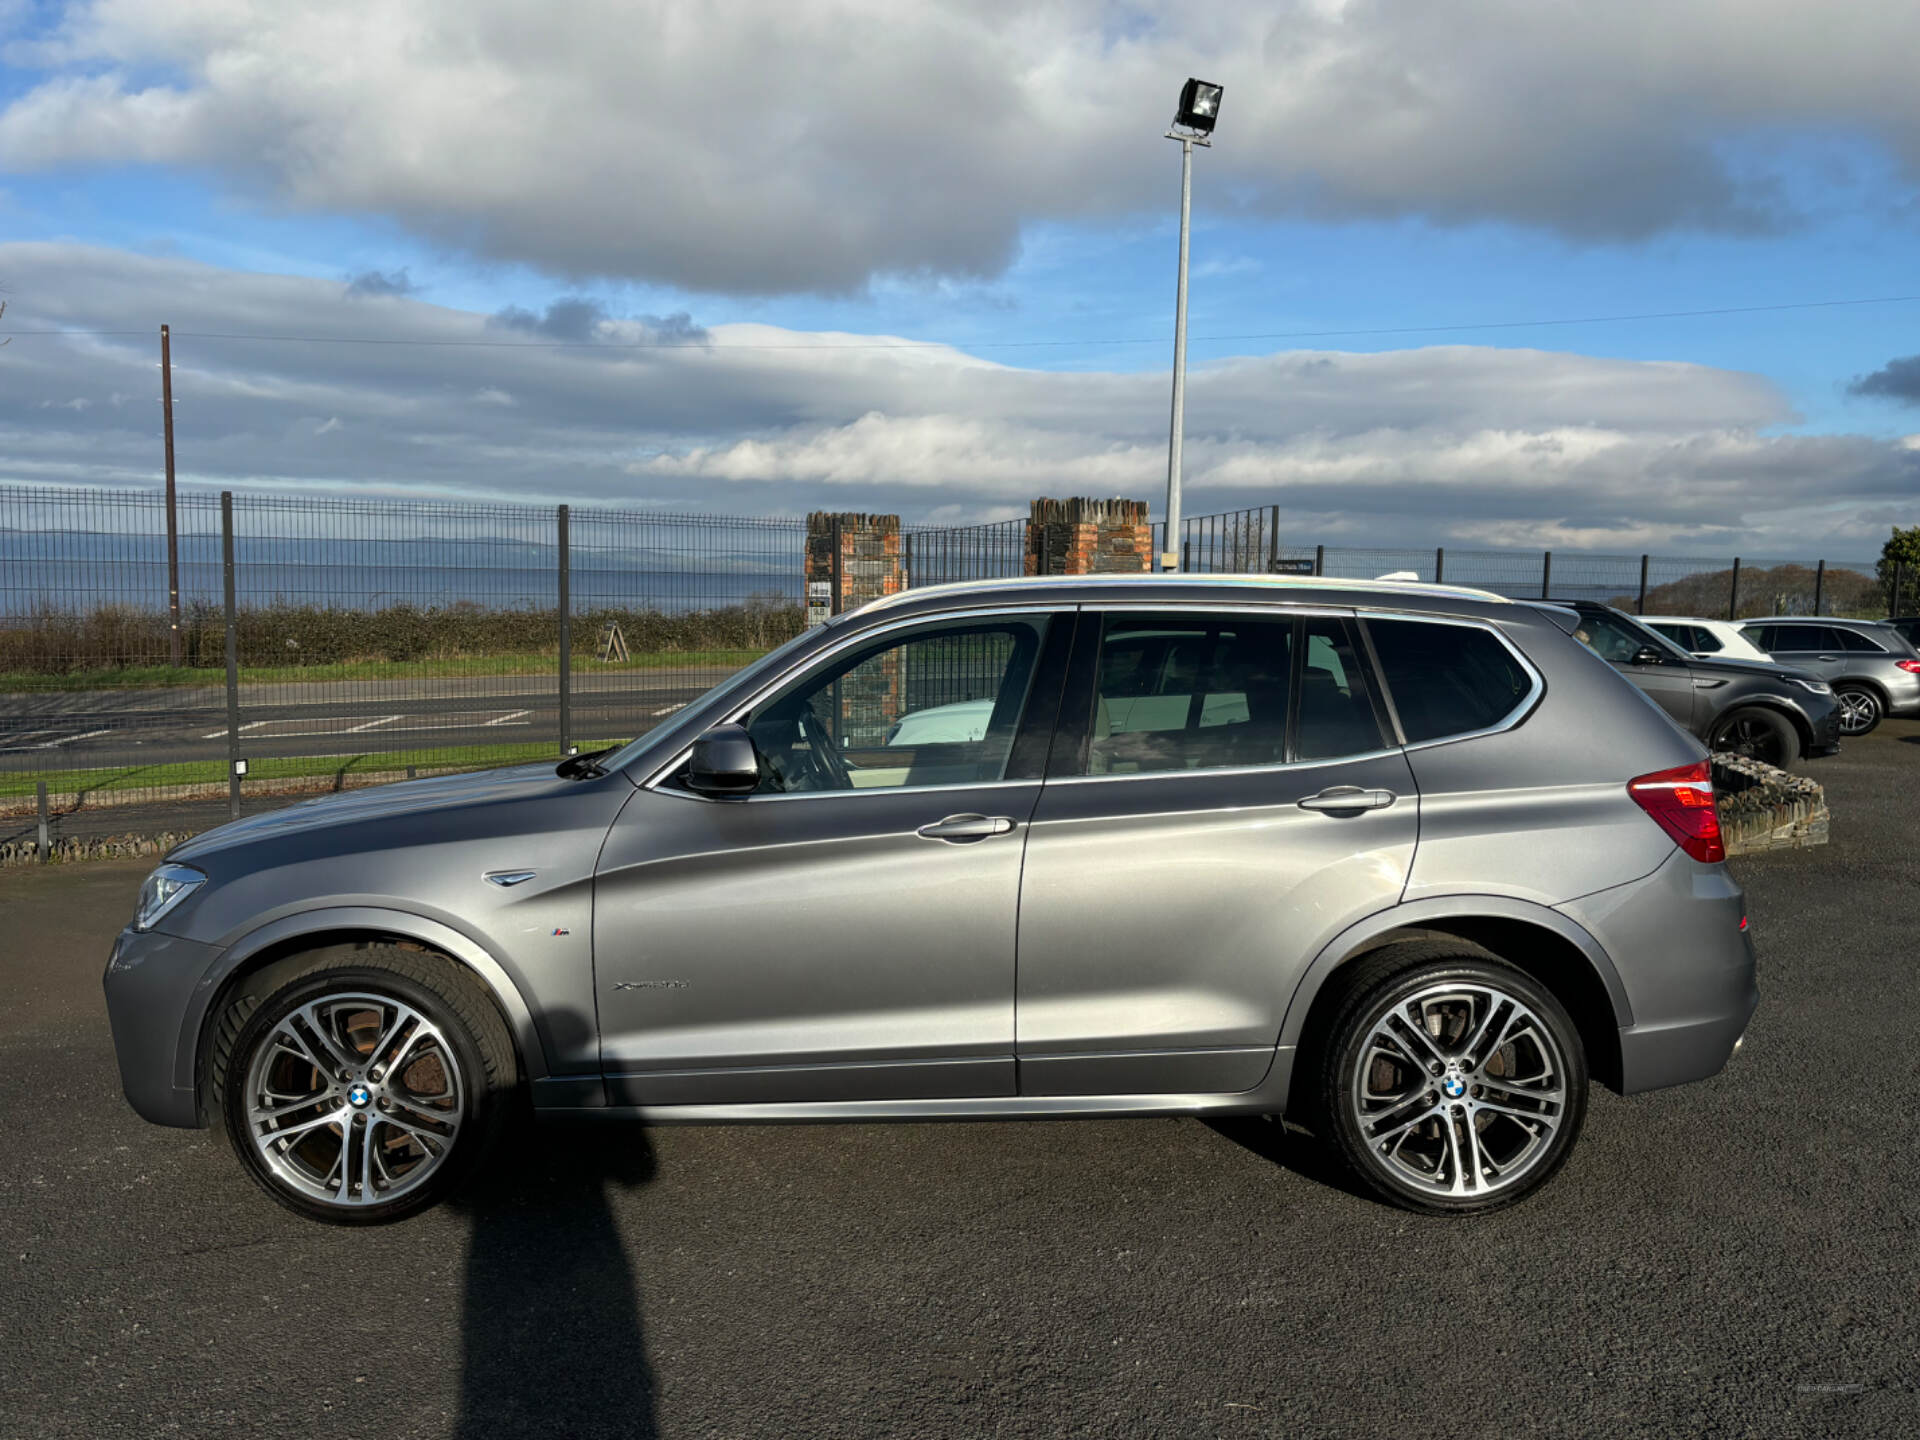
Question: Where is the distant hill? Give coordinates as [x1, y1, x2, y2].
[1613, 563, 1883, 620]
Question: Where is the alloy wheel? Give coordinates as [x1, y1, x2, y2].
[1711, 712, 1788, 766]
[1347, 981, 1569, 1201]
[1835, 689, 1880, 736]
[239, 991, 465, 1210]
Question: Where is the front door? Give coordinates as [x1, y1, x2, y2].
[1014, 608, 1419, 1097]
[1573, 608, 1696, 727]
[593, 610, 1066, 1105]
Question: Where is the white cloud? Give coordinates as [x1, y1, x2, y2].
[0, 239, 1911, 554]
[5, 2, 1920, 292]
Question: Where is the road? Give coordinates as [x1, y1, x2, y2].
[0, 667, 733, 770]
[3, 726, 1917, 1437]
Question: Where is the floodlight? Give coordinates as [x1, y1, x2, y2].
[1174, 78, 1223, 135]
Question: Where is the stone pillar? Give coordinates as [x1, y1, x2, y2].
[805, 512, 903, 626]
[1025, 497, 1153, 576]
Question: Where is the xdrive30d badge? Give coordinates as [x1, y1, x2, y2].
[104, 573, 1757, 1221]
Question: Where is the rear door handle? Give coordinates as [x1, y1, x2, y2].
[916, 813, 1017, 842]
[1297, 786, 1397, 813]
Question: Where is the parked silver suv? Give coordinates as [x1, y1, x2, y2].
[105, 574, 1756, 1221]
[1737, 617, 1920, 735]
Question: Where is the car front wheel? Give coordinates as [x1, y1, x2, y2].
[1709, 707, 1798, 767]
[213, 945, 519, 1224]
[1311, 944, 1588, 1215]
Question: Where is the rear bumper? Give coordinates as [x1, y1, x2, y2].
[103, 927, 220, 1129]
[1555, 848, 1757, 1095]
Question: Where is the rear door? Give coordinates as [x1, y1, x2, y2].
[1013, 606, 1417, 1097]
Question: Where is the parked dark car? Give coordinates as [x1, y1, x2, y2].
[1737, 618, 1920, 736]
[1885, 616, 1920, 650]
[1535, 600, 1840, 766]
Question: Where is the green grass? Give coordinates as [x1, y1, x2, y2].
[0, 738, 627, 800]
[0, 649, 768, 692]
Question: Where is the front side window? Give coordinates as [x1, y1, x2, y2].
[1690, 626, 1724, 653]
[1568, 609, 1670, 664]
[740, 616, 1048, 794]
[1366, 618, 1534, 744]
[1769, 624, 1826, 651]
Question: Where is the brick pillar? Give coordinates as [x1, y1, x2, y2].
[805, 512, 903, 626]
[1025, 497, 1153, 576]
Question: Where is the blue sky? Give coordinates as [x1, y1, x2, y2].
[4, 2, 1920, 552]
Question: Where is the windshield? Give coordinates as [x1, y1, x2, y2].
[601, 625, 825, 773]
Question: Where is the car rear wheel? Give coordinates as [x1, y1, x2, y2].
[1311, 944, 1588, 1215]
[1833, 684, 1882, 736]
[213, 944, 518, 1224]
[1709, 707, 1798, 767]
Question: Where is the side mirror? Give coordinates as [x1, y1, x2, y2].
[685, 724, 761, 797]
[1631, 645, 1670, 666]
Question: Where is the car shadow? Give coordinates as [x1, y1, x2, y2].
[1203, 1114, 1394, 1209]
[450, 1108, 660, 1439]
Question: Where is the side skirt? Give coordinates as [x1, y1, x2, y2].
[537, 1046, 1295, 1125]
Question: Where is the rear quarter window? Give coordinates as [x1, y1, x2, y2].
[1365, 618, 1535, 744]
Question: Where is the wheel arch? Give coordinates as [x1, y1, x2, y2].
[183, 907, 550, 1112]
[1831, 674, 1890, 709]
[1277, 898, 1631, 1097]
[1711, 696, 1811, 757]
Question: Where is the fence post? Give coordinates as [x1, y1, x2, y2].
[904, 531, 914, 591]
[36, 781, 50, 863]
[1897, 560, 1909, 615]
[557, 504, 572, 755]
[161, 324, 183, 669]
[1540, 550, 1552, 600]
[1813, 560, 1825, 616]
[1727, 557, 1741, 621]
[1434, 547, 1445, 585]
[1637, 555, 1649, 614]
[1313, 544, 1325, 578]
[221, 492, 242, 821]
[1267, 505, 1280, 574]
[830, 515, 845, 614]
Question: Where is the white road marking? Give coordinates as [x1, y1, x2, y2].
[203, 720, 267, 739]
[649, 703, 687, 716]
[0, 728, 113, 753]
[346, 714, 403, 733]
[485, 709, 532, 726]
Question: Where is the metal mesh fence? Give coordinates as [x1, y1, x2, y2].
[0, 481, 1901, 852]
[904, 519, 1026, 586]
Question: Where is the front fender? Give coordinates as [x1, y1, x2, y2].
[176, 906, 553, 1097]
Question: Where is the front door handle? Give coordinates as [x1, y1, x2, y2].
[1297, 786, 1397, 814]
[917, 813, 1017, 842]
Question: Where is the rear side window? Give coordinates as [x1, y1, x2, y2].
[1085, 615, 1291, 775]
[1366, 618, 1534, 744]
[1743, 624, 1774, 650]
[1770, 624, 1826, 650]
[1831, 626, 1887, 653]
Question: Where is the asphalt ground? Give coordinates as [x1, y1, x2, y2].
[3, 725, 1917, 1438]
[0, 669, 724, 772]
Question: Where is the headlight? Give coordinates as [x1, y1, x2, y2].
[133, 863, 206, 932]
[1790, 678, 1832, 696]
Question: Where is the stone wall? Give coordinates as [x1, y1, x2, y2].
[805, 512, 905, 624]
[1711, 753, 1829, 855]
[1025, 498, 1153, 576]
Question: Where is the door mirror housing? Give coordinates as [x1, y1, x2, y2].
[1631, 645, 1671, 667]
[685, 724, 761, 797]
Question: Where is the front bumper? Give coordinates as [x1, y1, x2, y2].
[103, 926, 223, 1129]
[1556, 848, 1758, 1095]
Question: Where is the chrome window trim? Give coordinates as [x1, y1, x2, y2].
[1355, 609, 1546, 753]
[1043, 745, 1405, 788]
[639, 604, 1070, 797]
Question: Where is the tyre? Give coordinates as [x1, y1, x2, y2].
[213, 944, 519, 1224]
[1310, 943, 1588, 1215]
[1833, 684, 1882, 737]
[1708, 706, 1798, 767]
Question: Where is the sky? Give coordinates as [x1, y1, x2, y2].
[3, 0, 1920, 554]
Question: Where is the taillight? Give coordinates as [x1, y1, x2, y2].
[1628, 760, 1725, 864]
[1897, 659, 1920, 674]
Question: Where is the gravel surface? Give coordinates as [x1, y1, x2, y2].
[4, 725, 1917, 1438]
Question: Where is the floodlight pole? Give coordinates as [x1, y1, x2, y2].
[1161, 131, 1206, 571]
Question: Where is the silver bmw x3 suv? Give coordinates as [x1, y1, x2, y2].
[105, 574, 1756, 1221]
